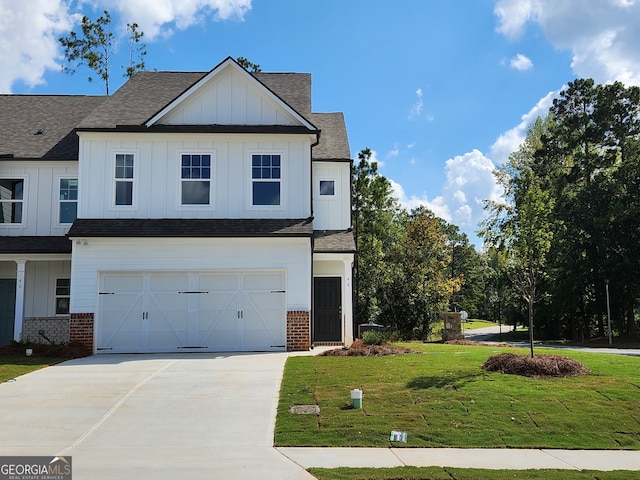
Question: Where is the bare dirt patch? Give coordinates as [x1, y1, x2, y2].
[482, 352, 589, 378]
[320, 339, 414, 356]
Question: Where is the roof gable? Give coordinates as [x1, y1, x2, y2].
[146, 57, 315, 129]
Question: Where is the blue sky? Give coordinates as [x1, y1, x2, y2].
[2, 0, 640, 247]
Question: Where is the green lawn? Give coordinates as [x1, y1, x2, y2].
[0, 356, 64, 383]
[308, 467, 640, 480]
[275, 343, 640, 449]
[463, 319, 500, 330]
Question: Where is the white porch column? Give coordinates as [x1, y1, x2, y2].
[14, 259, 26, 341]
[343, 259, 354, 344]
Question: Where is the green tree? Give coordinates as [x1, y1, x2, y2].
[236, 57, 262, 72]
[380, 207, 462, 339]
[482, 118, 554, 356]
[59, 10, 147, 94]
[541, 80, 640, 340]
[352, 148, 400, 325]
[124, 23, 146, 79]
[443, 223, 486, 317]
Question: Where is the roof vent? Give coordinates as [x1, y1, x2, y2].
[34, 129, 45, 135]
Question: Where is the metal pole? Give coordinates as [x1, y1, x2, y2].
[605, 280, 612, 345]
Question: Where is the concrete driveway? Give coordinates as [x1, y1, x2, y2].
[0, 353, 313, 479]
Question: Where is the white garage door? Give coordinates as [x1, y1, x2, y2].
[97, 271, 286, 353]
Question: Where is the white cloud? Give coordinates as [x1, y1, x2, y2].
[0, 0, 75, 92]
[0, 0, 252, 92]
[490, 89, 557, 164]
[495, 0, 640, 85]
[408, 88, 424, 120]
[391, 149, 503, 238]
[510, 53, 533, 71]
[112, 0, 252, 40]
[390, 180, 451, 221]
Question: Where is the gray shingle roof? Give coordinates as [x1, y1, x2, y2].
[254, 72, 311, 114]
[0, 236, 72, 254]
[77, 71, 206, 129]
[309, 113, 351, 160]
[68, 218, 313, 238]
[0, 95, 105, 159]
[313, 230, 356, 253]
[78, 70, 312, 129]
[1, 61, 349, 162]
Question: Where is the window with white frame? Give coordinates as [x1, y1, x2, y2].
[55, 278, 70, 315]
[319, 180, 335, 196]
[0, 178, 24, 224]
[59, 179, 78, 224]
[251, 154, 281, 206]
[114, 153, 134, 206]
[181, 154, 211, 205]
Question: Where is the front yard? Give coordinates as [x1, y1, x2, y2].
[275, 343, 640, 449]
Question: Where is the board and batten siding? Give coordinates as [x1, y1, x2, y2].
[69, 237, 311, 314]
[77, 132, 312, 219]
[24, 260, 71, 317]
[158, 67, 299, 126]
[312, 161, 351, 230]
[0, 161, 78, 237]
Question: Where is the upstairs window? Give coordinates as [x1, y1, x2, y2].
[115, 153, 134, 206]
[0, 179, 23, 224]
[319, 180, 335, 196]
[55, 278, 70, 315]
[181, 154, 211, 205]
[59, 179, 78, 224]
[251, 154, 281, 206]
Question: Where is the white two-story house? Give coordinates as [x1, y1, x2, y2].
[0, 57, 355, 354]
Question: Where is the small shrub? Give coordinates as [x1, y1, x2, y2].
[361, 330, 384, 345]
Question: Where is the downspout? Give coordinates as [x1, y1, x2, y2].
[350, 157, 358, 342]
[309, 131, 320, 348]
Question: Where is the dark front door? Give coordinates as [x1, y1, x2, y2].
[0, 279, 16, 346]
[313, 277, 341, 342]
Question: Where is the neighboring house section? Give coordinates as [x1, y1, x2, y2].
[0, 57, 355, 353]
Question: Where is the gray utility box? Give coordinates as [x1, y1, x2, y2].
[358, 323, 384, 338]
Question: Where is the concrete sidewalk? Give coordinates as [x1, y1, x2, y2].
[278, 447, 640, 471]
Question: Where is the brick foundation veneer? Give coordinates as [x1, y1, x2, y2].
[23, 317, 70, 344]
[287, 310, 310, 351]
[69, 313, 94, 350]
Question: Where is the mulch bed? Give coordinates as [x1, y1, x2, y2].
[482, 352, 590, 378]
[320, 339, 414, 356]
[0, 342, 91, 359]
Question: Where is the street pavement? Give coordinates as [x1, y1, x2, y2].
[464, 323, 640, 357]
